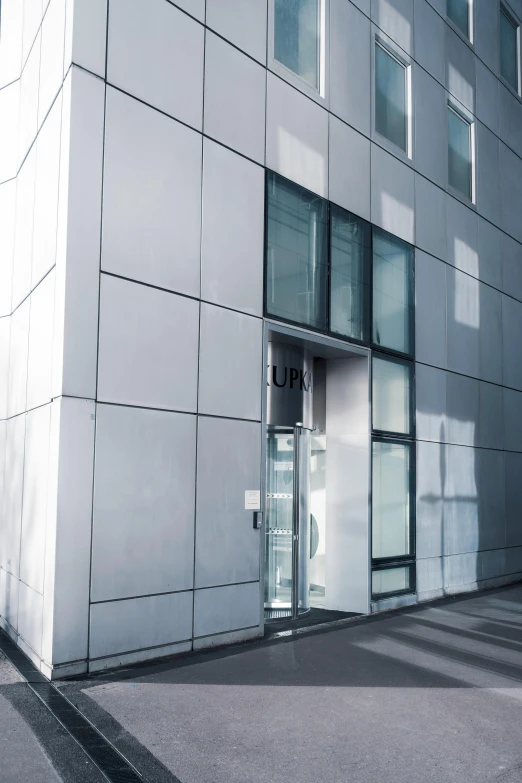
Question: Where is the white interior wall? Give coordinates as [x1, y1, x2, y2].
[325, 357, 371, 614]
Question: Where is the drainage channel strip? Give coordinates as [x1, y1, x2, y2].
[0, 630, 143, 783]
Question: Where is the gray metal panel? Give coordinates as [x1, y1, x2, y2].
[193, 582, 260, 638]
[416, 441, 444, 559]
[330, 0, 371, 135]
[198, 303, 263, 421]
[201, 139, 264, 317]
[203, 31, 266, 165]
[414, 68, 447, 189]
[195, 416, 261, 589]
[206, 0, 268, 64]
[91, 405, 197, 602]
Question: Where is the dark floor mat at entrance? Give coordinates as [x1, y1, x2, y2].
[265, 607, 359, 633]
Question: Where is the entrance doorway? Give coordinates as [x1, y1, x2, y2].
[263, 328, 372, 625]
[264, 424, 311, 620]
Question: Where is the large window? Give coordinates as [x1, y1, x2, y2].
[265, 173, 415, 352]
[447, 0, 471, 39]
[500, 6, 520, 93]
[448, 104, 473, 201]
[274, 0, 321, 91]
[266, 172, 328, 330]
[372, 228, 414, 357]
[330, 206, 371, 342]
[375, 41, 408, 153]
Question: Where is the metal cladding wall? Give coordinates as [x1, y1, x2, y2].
[0, 0, 521, 677]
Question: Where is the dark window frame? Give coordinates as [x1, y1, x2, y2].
[264, 170, 329, 333]
[447, 102, 473, 202]
[329, 202, 372, 346]
[500, 4, 521, 95]
[370, 225, 415, 360]
[446, 0, 472, 42]
[371, 561, 417, 600]
[371, 351, 416, 440]
[264, 171, 415, 358]
[370, 435, 416, 599]
[374, 38, 409, 154]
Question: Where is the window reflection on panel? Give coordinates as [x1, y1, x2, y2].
[372, 228, 414, 356]
[447, 0, 470, 39]
[372, 440, 411, 560]
[266, 172, 328, 331]
[447, 106, 472, 200]
[372, 565, 412, 598]
[274, 0, 321, 90]
[500, 7, 519, 92]
[372, 355, 413, 435]
[375, 42, 407, 153]
[330, 206, 370, 342]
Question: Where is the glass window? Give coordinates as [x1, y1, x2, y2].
[330, 206, 371, 342]
[372, 566, 412, 597]
[375, 41, 408, 153]
[447, 0, 470, 39]
[500, 7, 519, 92]
[448, 106, 472, 200]
[266, 172, 328, 331]
[372, 355, 413, 435]
[372, 440, 412, 560]
[274, 0, 320, 90]
[372, 228, 414, 356]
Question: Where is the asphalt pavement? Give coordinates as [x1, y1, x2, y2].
[1, 583, 522, 783]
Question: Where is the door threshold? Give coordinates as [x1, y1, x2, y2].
[264, 607, 360, 635]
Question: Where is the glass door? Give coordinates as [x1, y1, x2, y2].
[264, 425, 311, 621]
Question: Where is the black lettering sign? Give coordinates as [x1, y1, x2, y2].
[267, 365, 312, 392]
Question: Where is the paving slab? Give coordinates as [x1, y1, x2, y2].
[62, 584, 522, 783]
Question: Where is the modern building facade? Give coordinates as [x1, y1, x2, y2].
[0, 0, 521, 679]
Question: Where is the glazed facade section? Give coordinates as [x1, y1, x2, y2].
[0, 0, 521, 678]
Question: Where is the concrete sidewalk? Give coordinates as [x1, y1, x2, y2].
[54, 583, 522, 783]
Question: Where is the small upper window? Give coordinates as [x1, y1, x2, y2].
[375, 41, 408, 154]
[447, 0, 471, 39]
[500, 6, 520, 92]
[274, 0, 321, 91]
[448, 105, 473, 201]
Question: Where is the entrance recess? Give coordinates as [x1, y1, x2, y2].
[265, 424, 311, 620]
[263, 327, 372, 621]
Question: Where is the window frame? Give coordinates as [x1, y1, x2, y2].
[263, 173, 416, 358]
[499, 4, 521, 97]
[447, 100, 475, 205]
[371, 561, 416, 600]
[264, 170, 329, 333]
[446, 0, 473, 44]
[370, 225, 416, 360]
[371, 352, 416, 440]
[268, 0, 329, 104]
[370, 435, 416, 598]
[372, 33, 413, 161]
[329, 203, 372, 346]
